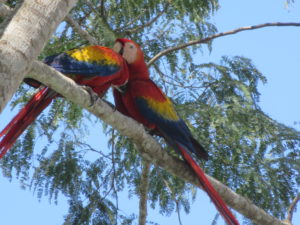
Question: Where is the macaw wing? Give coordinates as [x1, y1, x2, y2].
[132, 80, 208, 159]
[133, 81, 191, 144]
[135, 95, 192, 142]
[44, 46, 124, 77]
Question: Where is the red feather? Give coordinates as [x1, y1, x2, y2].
[113, 38, 240, 225]
[177, 144, 240, 225]
[0, 87, 55, 158]
[0, 45, 129, 158]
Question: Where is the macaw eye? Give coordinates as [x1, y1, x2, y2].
[129, 44, 134, 49]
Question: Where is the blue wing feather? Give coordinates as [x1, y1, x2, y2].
[124, 79, 207, 159]
[135, 97, 198, 153]
[44, 53, 120, 76]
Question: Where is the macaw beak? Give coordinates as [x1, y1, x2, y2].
[119, 45, 124, 55]
[113, 40, 124, 55]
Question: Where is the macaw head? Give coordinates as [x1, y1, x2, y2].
[113, 38, 149, 79]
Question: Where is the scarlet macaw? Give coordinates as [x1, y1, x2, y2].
[0, 45, 129, 158]
[112, 38, 240, 225]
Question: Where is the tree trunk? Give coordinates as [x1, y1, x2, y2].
[0, 0, 78, 113]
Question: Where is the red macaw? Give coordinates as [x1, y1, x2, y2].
[0, 45, 129, 158]
[112, 38, 240, 225]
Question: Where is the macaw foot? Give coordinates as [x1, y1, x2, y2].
[81, 85, 99, 106]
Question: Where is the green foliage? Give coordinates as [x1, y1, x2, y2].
[171, 56, 300, 218]
[1, 0, 299, 224]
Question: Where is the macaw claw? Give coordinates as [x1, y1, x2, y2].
[81, 85, 99, 106]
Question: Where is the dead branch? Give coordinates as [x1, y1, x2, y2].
[148, 22, 300, 66]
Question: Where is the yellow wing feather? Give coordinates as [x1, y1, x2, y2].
[143, 96, 179, 121]
[67, 46, 119, 65]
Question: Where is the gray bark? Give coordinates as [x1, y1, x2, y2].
[138, 160, 150, 225]
[0, 0, 78, 113]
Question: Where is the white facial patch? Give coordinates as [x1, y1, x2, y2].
[122, 42, 137, 64]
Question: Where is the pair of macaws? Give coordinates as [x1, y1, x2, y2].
[0, 39, 239, 225]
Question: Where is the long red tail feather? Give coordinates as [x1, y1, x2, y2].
[0, 88, 47, 137]
[177, 145, 240, 225]
[0, 87, 56, 158]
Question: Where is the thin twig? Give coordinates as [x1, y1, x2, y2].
[148, 22, 300, 66]
[85, 0, 115, 38]
[115, 7, 151, 32]
[153, 63, 208, 90]
[110, 129, 119, 224]
[138, 159, 151, 225]
[162, 177, 184, 225]
[176, 200, 183, 225]
[77, 141, 112, 160]
[152, 63, 173, 92]
[124, 4, 169, 34]
[99, 166, 115, 200]
[99, 0, 105, 17]
[77, 8, 93, 25]
[65, 15, 98, 45]
[286, 194, 300, 224]
[98, 130, 119, 205]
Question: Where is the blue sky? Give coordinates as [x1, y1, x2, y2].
[1, 0, 300, 225]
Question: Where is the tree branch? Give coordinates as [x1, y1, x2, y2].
[0, 0, 78, 113]
[138, 159, 150, 225]
[163, 178, 183, 225]
[26, 60, 286, 225]
[176, 200, 183, 225]
[147, 22, 300, 66]
[111, 129, 119, 223]
[286, 194, 300, 224]
[65, 15, 99, 45]
[124, 4, 169, 34]
[85, 0, 116, 40]
[0, 3, 11, 17]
